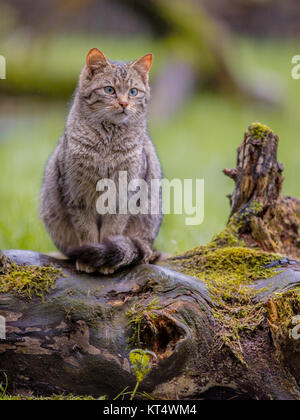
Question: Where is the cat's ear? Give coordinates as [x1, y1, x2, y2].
[131, 53, 153, 78]
[86, 48, 108, 73]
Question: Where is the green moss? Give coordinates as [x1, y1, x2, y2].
[272, 290, 300, 321]
[176, 215, 244, 259]
[207, 221, 244, 249]
[267, 289, 300, 350]
[168, 240, 282, 361]
[51, 292, 105, 328]
[226, 201, 264, 237]
[1, 394, 95, 400]
[248, 122, 272, 140]
[0, 262, 63, 301]
[249, 200, 263, 215]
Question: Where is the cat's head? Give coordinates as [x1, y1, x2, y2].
[78, 48, 152, 125]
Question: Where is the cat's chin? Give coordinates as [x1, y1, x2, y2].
[107, 113, 131, 125]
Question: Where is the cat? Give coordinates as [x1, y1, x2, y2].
[40, 48, 162, 274]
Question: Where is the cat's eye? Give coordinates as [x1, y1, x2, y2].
[129, 88, 138, 97]
[104, 86, 115, 95]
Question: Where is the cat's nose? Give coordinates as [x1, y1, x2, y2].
[119, 101, 128, 109]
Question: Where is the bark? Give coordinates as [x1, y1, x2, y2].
[1, 124, 300, 400]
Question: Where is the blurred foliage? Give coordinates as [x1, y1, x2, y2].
[0, 2, 17, 38]
[153, 0, 239, 94]
[0, 35, 162, 98]
[0, 0, 244, 99]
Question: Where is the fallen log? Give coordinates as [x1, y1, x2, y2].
[0, 123, 299, 400]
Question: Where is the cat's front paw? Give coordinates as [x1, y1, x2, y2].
[98, 266, 116, 275]
[76, 260, 96, 273]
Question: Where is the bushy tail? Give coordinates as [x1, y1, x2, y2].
[66, 235, 154, 270]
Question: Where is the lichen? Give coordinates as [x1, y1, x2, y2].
[0, 262, 63, 301]
[248, 122, 272, 140]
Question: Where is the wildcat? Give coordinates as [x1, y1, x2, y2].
[40, 48, 162, 274]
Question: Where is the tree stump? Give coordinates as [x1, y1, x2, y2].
[0, 123, 299, 400]
[224, 122, 300, 257]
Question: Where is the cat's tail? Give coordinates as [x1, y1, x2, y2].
[66, 235, 157, 271]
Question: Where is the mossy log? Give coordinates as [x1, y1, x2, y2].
[0, 249, 299, 400]
[0, 124, 300, 400]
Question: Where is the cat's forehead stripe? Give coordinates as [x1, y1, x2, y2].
[86, 59, 147, 93]
[116, 63, 129, 78]
[108, 63, 139, 91]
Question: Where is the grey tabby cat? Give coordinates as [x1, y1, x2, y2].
[40, 48, 162, 274]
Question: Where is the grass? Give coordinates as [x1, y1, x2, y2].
[1, 36, 300, 254]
